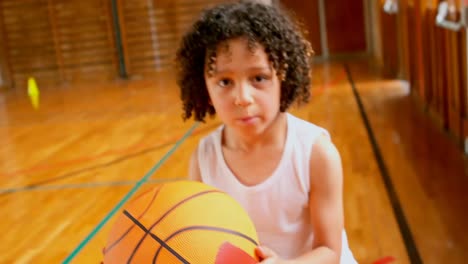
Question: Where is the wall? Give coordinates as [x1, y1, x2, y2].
[376, 0, 467, 151]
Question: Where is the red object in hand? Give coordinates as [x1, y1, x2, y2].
[215, 242, 258, 264]
[373, 256, 396, 264]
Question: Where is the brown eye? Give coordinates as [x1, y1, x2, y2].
[253, 75, 267, 83]
[218, 78, 232, 87]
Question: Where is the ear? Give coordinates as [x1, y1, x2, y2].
[215, 242, 258, 264]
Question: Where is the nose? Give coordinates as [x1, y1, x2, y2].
[234, 82, 254, 107]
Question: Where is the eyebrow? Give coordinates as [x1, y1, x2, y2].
[247, 66, 271, 72]
[212, 66, 272, 75]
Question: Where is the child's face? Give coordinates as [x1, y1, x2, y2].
[204, 37, 281, 136]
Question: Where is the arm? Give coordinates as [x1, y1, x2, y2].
[188, 148, 202, 182]
[257, 134, 344, 264]
[296, 134, 344, 263]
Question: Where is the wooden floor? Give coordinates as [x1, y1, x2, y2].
[0, 60, 466, 263]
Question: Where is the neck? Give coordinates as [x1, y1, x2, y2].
[222, 112, 287, 152]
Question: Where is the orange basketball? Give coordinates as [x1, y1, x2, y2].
[103, 180, 260, 264]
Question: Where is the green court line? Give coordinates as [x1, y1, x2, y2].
[62, 122, 199, 263]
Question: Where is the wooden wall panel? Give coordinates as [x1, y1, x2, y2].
[118, 0, 228, 78]
[279, 0, 369, 57]
[445, 17, 464, 141]
[462, 28, 467, 142]
[51, 0, 118, 82]
[278, 0, 322, 56]
[0, 0, 373, 88]
[379, 1, 399, 77]
[1, 0, 59, 89]
[427, 0, 465, 144]
[433, 24, 449, 128]
[324, 0, 367, 54]
[423, 1, 448, 128]
[406, 3, 417, 90]
[0, 4, 11, 89]
[0, 0, 119, 89]
[408, 0, 428, 103]
[393, 0, 467, 149]
[395, 0, 411, 82]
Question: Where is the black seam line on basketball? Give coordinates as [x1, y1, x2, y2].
[0, 122, 220, 196]
[123, 210, 190, 264]
[104, 185, 163, 254]
[343, 64, 423, 264]
[127, 190, 221, 263]
[152, 225, 259, 264]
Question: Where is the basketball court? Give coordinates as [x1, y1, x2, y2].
[0, 0, 467, 263]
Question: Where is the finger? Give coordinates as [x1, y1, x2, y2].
[255, 246, 277, 260]
[258, 259, 275, 264]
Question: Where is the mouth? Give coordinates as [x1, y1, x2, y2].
[237, 116, 258, 124]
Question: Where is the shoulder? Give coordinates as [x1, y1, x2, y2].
[288, 114, 334, 166]
[196, 125, 222, 157]
[188, 125, 223, 182]
[286, 113, 341, 191]
[287, 113, 330, 139]
[285, 113, 334, 193]
[309, 134, 343, 191]
[310, 135, 342, 170]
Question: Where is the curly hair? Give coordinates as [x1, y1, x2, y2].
[175, 0, 313, 122]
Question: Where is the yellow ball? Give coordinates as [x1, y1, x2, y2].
[103, 180, 260, 263]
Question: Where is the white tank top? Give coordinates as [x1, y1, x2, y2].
[197, 113, 357, 263]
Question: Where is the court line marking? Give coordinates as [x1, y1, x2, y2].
[0, 122, 221, 195]
[0, 122, 220, 179]
[62, 122, 199, 264]
[344, 64, 422, 264]
[0, 178, 185, 194]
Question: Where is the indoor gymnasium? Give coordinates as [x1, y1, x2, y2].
[0, 0, 466, 263]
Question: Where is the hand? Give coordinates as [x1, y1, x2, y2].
[255, 246, 288, 264]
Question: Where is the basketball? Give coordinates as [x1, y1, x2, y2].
[102, 180, 260, 263]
